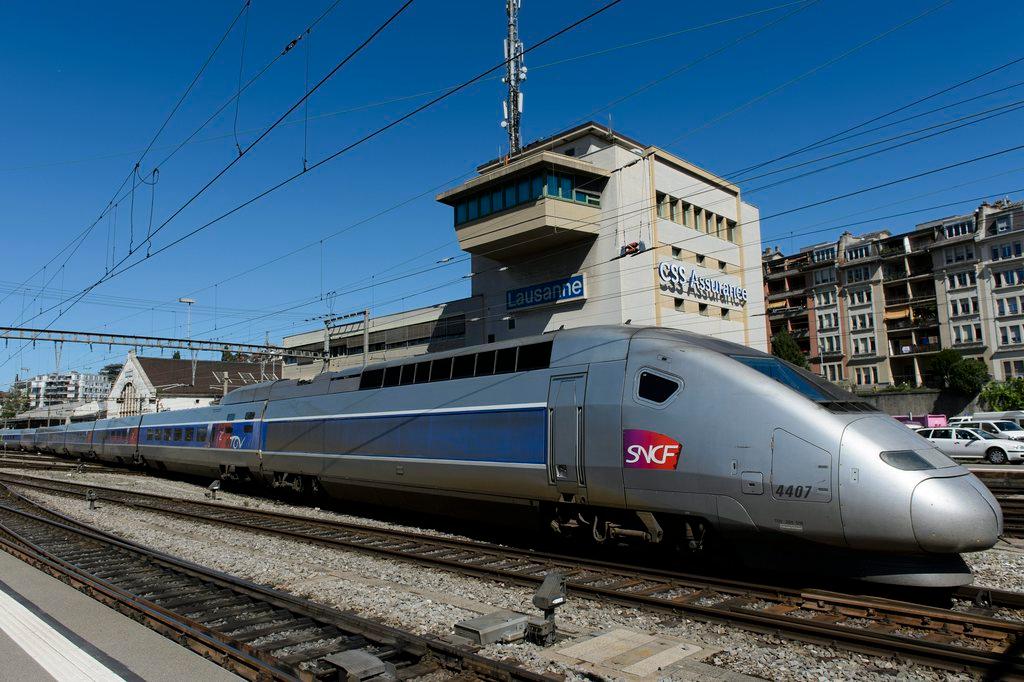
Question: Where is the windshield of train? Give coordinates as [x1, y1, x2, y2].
[729, 355, 835, 401]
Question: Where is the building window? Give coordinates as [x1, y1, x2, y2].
[845, 245, 872, 260]
[947, 270, 977, 289]
[845, 266, 870, 284]
[995, 268, 1024, 288]
[945, 244, 975, 264]
[944, 219, 975, 238]
[996, 215, 1014, 233]
[812, 247, 836, 263]
[698, 303, 709, 316]
[813, 268, 836, 285]
[671, 246, 681, 258]
[1004, 360, 1024, 378]
[696, 254, 705, 265]
[721, 307, 730, 320]
[822, 363, 843, 382]
[674, 298, 685, 311]
[453, 171, 599, 225]
[1001, 324, 1023, 346]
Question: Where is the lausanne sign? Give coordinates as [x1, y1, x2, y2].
[506, 274, 586, 311]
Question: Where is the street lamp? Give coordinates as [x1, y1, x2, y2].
[179, 298, 197, 386]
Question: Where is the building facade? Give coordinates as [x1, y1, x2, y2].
[26, 371, 110, 409]
[763, 198, 1024, 387]
[106, 352, 281, 417]
[284, 122, 768, 379]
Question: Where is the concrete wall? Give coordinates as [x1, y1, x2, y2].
[855, 389, 980, 418]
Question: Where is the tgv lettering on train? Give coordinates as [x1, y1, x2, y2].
[657, 261, 748, 306]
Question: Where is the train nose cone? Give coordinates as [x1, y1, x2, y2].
[911, 475, 1001, 553]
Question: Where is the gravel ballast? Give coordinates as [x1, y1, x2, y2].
[0, 468, 1002, 680]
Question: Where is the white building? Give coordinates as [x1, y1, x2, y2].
[106, 351, 280, 418]
[27, 371, 110, 409]
[284, 122, 767, 379]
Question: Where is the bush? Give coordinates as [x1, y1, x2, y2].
[949, 359, 989, 396]
[980, 378, 1024, 410]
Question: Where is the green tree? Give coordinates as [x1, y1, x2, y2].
[949, 359, 989, 396]
[771, 330, 808, 369]
[981, 378, 1024, 410]
[221, 350, 239, 362]
[929, 349, 964, 389]
[172, 351, 181, 360]
[1, 388, 29, 419]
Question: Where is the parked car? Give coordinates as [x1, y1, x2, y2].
[916, 426, 1024, 464]
[971, 411, 1024, 428]
[952, 420, 1024, 441]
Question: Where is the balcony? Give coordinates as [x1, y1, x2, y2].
[891, 343, 941, 356]
[883, 268, 932, 282]
[767, 288, 807, 302]
[764, 267, 801, 280]
[886, 315, 938, 331]
[768, 305, 807, 319]
[880, 246, 906, 259]
[437, 151, 609, 257]
[819, 349, 843, 359]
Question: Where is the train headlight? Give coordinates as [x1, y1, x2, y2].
[879, 450, 937, 471]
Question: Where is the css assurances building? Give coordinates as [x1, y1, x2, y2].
[282, 122, 768, 378]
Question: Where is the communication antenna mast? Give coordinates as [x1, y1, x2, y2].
[501, 0, 526, 154]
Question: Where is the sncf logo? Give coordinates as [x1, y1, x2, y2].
[623, 429, 681, 470]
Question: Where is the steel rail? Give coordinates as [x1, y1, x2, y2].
[4, 471, 1023, 676]
[0, 483, 553, 682]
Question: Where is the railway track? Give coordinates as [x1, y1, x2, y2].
[4, 472, 1023, 677]
[0, 482, 552, 682]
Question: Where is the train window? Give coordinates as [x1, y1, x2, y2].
[637, 371, 680, 404]
[173, 428, 182, 441]
[399, 364, 415, 386]
[226, 413, 236, 421]
[451, 354, 475, 379]
[225, 425, 234, 434]
[382, 365, 402, 387]
[197, 427, 208, 442]
[517, 341, 552, 371]
[430, 357, 453, 382]
[475, 350, 496, 376]
[163, 428, 172, 441]
[730, 356, 830, 402]
[244, 411, 256, 420]
[184, 428, 194, 442]
[243, 424, 253, 433]
[495, 347, 518, 374]
[359, 369, 385, 390]
[146, 431, 153, 441]
[414, 362, 431, 384]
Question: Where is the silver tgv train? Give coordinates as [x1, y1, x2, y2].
[3, 326, 1001, 587]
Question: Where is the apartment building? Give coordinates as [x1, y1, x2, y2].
[763, 198, 1024, 387]
[26, 371, 110, 409]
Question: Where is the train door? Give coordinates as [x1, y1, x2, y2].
[548, 373, 587, 498]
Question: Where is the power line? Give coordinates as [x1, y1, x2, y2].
[9, 0, 628, 340]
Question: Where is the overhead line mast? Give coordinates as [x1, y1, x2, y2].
[501, 0, 526, 154]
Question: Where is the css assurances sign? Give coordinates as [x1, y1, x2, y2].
[506, 275, 586, 312]
[658, 260, 748, 307]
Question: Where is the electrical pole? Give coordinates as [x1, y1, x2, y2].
[179, 297, 196, 386]
[501, 0, 526, 155]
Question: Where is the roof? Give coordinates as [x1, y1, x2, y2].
[477, 121, 646, 172]
[135, 356, 281, 397]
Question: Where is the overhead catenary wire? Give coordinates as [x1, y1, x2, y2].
[5, 0, 628, 346]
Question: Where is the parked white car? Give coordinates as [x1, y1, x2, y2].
[917, 426, 1024, 464]
[953, 420, 1024, 441]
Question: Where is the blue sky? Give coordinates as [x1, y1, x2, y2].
[1, 0, 1023, 384]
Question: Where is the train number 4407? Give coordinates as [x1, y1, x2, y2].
[775, 484, 812, 499]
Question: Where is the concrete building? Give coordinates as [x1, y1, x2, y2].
[26, 371, 110, 409]
[763, 197, 1024, 387]
[106, 352, 281, 417]
[284, 122, 768, 379]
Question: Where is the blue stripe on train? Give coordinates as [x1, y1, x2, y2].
[263, 407, 547, 465]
